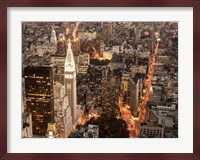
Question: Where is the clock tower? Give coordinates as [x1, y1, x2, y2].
[64, 39, 77, 123]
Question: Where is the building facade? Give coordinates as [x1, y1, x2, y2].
[50, 27, 57, 46]
[129, 78, 140, 117]
[139, 122, 164, 138]
[24, 66, 54, 136]
[64, 40, 78, 124]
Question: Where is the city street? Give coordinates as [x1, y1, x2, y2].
[138, 41, 160, 122]
[118, 96, 139, 138]
[78, 115, 91, 125]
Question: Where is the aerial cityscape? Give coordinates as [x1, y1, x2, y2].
[22, 22, 178, 138]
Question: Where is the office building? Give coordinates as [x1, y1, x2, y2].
[129, 78, 140, 117]
[24, 66, 54, 136]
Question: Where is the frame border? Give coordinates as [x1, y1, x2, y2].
[0, 0, 199, 160]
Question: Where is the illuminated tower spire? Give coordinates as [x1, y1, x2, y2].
[64, 39, 77, 124]
[65, 39, 75, 71]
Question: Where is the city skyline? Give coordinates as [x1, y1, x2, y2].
[22, 22, 178, 138]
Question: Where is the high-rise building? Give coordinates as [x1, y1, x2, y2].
[77, 53, 90, 66]
[120, 72, 131, 102]
[64, 39, 78, 124]
[22, 111, 33, 138]
[24, 66, 54, 136]
[99, 40, 104, 57]
[51, 54, 65, 83]
[84, 53, 90, 65]
[78, 54, 85, 65]
[50, 27, 57, 46]
[57, 33, 66, 54]
[102, 23, 113, 39]
[129, 78, 140, 117]
[63, 98, 73, 137]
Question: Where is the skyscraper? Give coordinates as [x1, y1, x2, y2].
[129, 78, 140, 117]
[50, 27, 57, 46]
[24, 66, 54, 136]
[64, 39, 78, 124]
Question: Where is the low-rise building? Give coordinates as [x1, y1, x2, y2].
[83, 124, 99, 138]
[46, 123, 57, 138]
[139, 121, 164, 138]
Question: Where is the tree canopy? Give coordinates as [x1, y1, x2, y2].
[86, 113, 129, 138]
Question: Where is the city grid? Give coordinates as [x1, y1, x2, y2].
[22, 22, 178, 138]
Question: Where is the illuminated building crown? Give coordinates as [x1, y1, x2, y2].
[65, 39, 75, 71]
